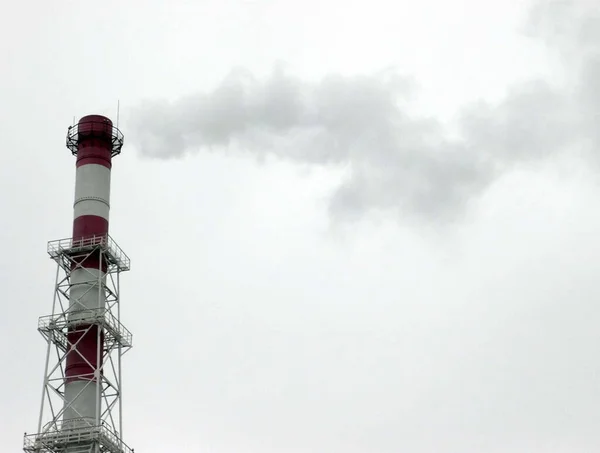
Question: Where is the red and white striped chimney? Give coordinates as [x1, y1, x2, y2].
[63, 114, 115, 428]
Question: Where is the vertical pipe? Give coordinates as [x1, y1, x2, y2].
[118, 270, 123, 447]
[95, 249, 103, 428]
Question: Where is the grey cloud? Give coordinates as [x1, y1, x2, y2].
[129, 0, 599, 223]
[526, 0, 600, 59]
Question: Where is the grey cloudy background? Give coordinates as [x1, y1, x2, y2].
[2, 0, 600, 452]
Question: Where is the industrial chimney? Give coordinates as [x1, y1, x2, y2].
[23, 115, 134, 453]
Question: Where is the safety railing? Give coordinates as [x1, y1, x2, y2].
[47, 234, 131, 272]
[23, 421, 134, 453]
[38, 308, 133, 349]
[66, 119, 124, 157]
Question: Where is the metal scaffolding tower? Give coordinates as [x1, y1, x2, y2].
[24, 235, 133, 453]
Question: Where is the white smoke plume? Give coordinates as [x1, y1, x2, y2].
[129, 0, 599, 223]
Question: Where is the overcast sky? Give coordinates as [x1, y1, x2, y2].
[2, 0, 600, 452]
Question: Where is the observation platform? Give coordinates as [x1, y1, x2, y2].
[23, 422, 133, 453]
[38, 308, 133, 351]
[66, 118, 124, 157]
[48, 235, 131, 273]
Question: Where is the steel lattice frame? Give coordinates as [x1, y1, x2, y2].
[24, 236, 133, 453]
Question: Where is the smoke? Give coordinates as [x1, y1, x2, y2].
[129, 0, 600, 223]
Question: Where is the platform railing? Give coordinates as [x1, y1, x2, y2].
[47, 234, 131, 272]
[66, 119, 124, 157]
[38, 308, 133, 349]
[23, 420, 134, 453]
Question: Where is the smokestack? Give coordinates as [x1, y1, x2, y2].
[63, 115, 115, 429]
[23, 115, 134, 453]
